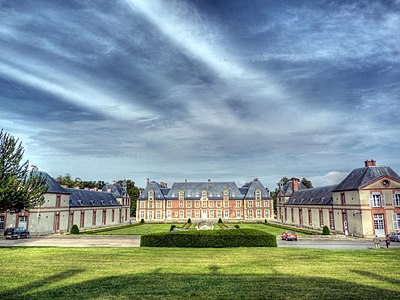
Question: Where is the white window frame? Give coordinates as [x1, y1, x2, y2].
[140, 210, 145, 219]
[393, 213, 400, 230]
[156, 211, 161, 219]
[148, 210, 153, 220]
[370, 192, 384, 207]
[236, 210, 241, 218]
[224, 210, 229, 218]
[167, 201, 172, 208]
[393, 193, 400, 207]
[224, 201, 229, 208]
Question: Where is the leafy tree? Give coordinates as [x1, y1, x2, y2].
[301, 177, 313, 189]
[0, 129, 48, 213]
[270, 190, 278, 216]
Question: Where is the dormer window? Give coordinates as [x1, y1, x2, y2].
[255, 189, 261, 200]
[178, 190, 184, 200]
[90, 200, 95, 205]
[148, 190, 154, 201]
[100, 200, 104, 205]
[201, 190, 207, 199]
[78, 200, 83, 205]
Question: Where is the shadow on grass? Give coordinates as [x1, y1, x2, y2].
[352, 269, 400, 285]
[0, 269, 398, 299]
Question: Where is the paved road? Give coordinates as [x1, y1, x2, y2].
[1, 235, 399, 250]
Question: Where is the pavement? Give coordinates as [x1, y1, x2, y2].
[0, 235, 399, 250]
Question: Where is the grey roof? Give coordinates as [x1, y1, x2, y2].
[102, 183, 126, 198]
[138, 179, 271, 200]
[334, 166, 400, 191]
[285, 185, 337, 206]
[32, 170, 70, 194]
[67, 188, 121, 207]
[279, 180, 307, 197]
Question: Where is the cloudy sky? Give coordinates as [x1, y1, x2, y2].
[1, 0, 399, 189]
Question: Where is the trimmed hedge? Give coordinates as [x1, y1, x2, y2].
[264, 221, 320, 235]
[140, 228, 277, 248]
[322, 225, 330, 235]
[70, 224, 79, 234]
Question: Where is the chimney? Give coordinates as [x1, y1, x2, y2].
[364, 160, 376, 167]
[208, 179, 211, 183]
[185, 179, 187, 183]
[146, 178, 150, 186]
[254, 177, 259, 181]
[160, 182, 168, 188]
[31, 165, 38, 171]
[292, 178, 299, 192]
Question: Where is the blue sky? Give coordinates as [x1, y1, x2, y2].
[1, 0, 399, 188]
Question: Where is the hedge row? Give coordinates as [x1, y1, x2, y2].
[264, 222, 320, 235]
[140, 228, 277, 248]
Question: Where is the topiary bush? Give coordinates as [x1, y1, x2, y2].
[322, 225, 330, 235]
[140, 229, 277, 248]
[234, 225, 240, 229]
[187, 218, 192, 224]
[218, 218, 223, 223]
[70, 224, 80, 234]
[140, 218, 145, 224]
[170, 225, 176, 232]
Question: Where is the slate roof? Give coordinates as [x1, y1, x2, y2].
[285, 185, 337, 206]
[67, 188, 121, 207]
[138, 179, 270, 200]
[31, 170, 70, 194]
[279, 180, 307, 197]
[333, 166, 400, 191]
[102, 183, 126, 198]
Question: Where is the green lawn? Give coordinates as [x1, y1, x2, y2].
[0, 247, 398, 299]
[91, 223, 304, 236]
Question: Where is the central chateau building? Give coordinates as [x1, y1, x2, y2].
[137, 178, 273, 222]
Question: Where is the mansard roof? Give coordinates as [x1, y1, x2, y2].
[333, 166, 400, 192]
[138, 179, 271, 200]
[278, 180, 307, 197]
[67, 188, 121, 207]
[32, 170, 70, 194]
[285, 185, 337, 206]
[102, 182, 126, 198]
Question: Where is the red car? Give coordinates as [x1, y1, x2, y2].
[281, 231, 298, 241]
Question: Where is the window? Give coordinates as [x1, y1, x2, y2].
[210, 210, 215, 218]
[0, 216, 4, 230]
[140, 210, 145, 220]
[341, 192, 346, 205]
[319, 210, 324, 227]
[80, 211, 85, 228]
[308, 209, 312, 226]
[167, 211, 171, 219]
[186, 201, 192, 208]
[248, 201, 253, 208]
[148, 211, 153, 219]
[236, 200, 241, 207]
[284, 208, 287, 221]
[217, 210, 222, 218]
[178, 190, 184, 200]
[202, 190, 207, 199]
[155, 201, 161, 208]
[167, 201, 172, 208]
[256, 210, 261, 218]
[195, 211, 200, 218]
[148, 201, 153, 209]
[195, 201, 200, 208]
[92, 210, 96, 226]
[224, 201, 229, 208]
[187, 211, 191, 218]
[103, 210, 106, 225]
[248, 210, 253, 218]
[393, 214, 400, 230]
[393, 193, 400, 207]
[265, 210, 269, 218]
[140, 201, 145, 208]
[329, 210, 335, 230]
[264, 200, 269, 207]
[202, 201, 207, 208]
[291, 208, 294, 223]
[299, 209, 303, 225]
[156, 211, 161, 219]
[373, 214, 384, 230]
[112, 209, 115, 222]
[223, 190, 229, 200]
[224, 210, 229, 218]
[179, 200, 184, 208]
[236, 210, 241, 218]
[255, 190, 261, 200]
[370, 193, 383, 207]
[256, 200, 261, 208]
[217, 201, 221, 208]
[179, 210, 184, 218]
[148, 190, 154, 201]
[56, 194, 61, 207]
[209, 201, 214, 208]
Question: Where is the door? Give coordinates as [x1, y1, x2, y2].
[374, 214, 385, 237]
[19, 216, 28, 229]
[202, 210, 207, 219]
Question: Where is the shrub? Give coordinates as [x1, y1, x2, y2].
[140, 229, 277, 248]
[70, 224, 79, 234]
[218, 218, 223, 223]
[234, 225, 240, 229]
[264, 219, 267, 224]
[187, 218, 192, 224]
[170, 225, 176, 232]
[322, 226, 330, 235]
[140, 219, 145, 224]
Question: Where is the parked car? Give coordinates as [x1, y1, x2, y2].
[388, 232, 400, 242]
[281, 231, 298, 241]
[4, 227, 30, 239]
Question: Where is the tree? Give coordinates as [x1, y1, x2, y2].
[301, 177, 313, 189]
[118, 180, 141, 217]
[0, 129, 48, 213]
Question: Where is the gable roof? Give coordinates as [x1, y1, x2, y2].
[67, 188, 121, 207]
[241, 179, 271, 200]
[32, 170, 70, 194]
[138, 181, 167, 200]
[102, 183, 126, 198]
[285, 185, 337, 206]
[333, 166, 400, 191]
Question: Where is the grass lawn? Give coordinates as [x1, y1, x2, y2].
[0, 247, 398, 299]
[90, 223, 305, 236]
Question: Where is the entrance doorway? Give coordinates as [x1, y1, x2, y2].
[19, 216, 28, 229]
[202, 210, 207, 219]
[374, 214, 385, 237]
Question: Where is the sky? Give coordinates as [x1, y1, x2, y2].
[1, 0, 399, 189]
